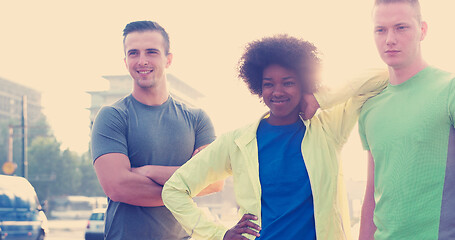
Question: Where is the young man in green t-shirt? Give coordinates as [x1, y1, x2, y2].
[358, 0, 455, 239]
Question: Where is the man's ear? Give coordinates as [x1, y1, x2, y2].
[420, 21, 428, 41]
[166, 53, 173, 68]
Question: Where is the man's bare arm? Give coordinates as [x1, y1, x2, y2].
[132, 165, 224, 196]
[132, 144, 224, 195]
[359, 151, 376, 240]
[131, 165, 179, 186]
[93, 153, 165, 207]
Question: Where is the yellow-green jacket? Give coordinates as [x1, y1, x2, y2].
[163, 70, 388, 240]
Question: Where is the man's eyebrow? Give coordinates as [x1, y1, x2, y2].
[146, 48, 161, 52]
[394, 23, 408, 27]
[127, 49, 138, 54]
[126, 48, 161, 54]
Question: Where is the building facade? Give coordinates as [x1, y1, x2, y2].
[0, 77, 43, 124]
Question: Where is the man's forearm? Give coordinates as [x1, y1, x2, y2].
[132, 145, 212, 185]
[132, 165, 179, 186]
[94, 153, 167, 207]
[133, 165, 223, 197]
[104, 172, 166, 207]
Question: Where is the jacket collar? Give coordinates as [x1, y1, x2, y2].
[234, 112, 268, 147]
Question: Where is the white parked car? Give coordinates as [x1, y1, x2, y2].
[84, 208, 105, 240]
[0, 175, 48, 240]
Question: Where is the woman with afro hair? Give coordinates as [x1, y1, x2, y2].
[162, 35, 388, 240]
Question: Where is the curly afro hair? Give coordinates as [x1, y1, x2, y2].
[238, 34, 320, 97]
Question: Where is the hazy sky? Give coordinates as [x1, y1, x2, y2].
[1, 0, 454, 181]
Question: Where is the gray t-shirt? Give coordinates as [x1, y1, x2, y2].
[91, 94, 216, 240]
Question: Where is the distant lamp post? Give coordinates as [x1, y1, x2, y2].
[22, 95, 28, 179]
[2, 126, 17, 175]
[2, 95, 27, 177]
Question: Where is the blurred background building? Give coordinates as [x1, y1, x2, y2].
[0, 76, 46, 178]
[0, 77, 43, 123]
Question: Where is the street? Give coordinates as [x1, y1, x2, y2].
[46, 219, 87, 240]
[45, 218, 359, 239]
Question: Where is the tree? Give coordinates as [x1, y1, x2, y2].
[1, 115, 106, 209]
[77, 152, 104, 196]
[27, 136, 62, 201]
[0, 116, 50, 177]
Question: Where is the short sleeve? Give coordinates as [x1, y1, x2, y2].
[90, 106, 128, 162]
[193, 109, 216, 149]
[449, 77, 455, 127]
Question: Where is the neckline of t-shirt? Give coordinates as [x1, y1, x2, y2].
[129, 94, 172, 109]
[259, 118, 305, 132]
[387, 66, 433, 91]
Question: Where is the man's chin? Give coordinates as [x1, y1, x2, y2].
[136, 79, 155, 89]
[381, 57, 403, 68]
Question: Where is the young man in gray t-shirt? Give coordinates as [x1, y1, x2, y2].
[91, 20, 222, 240]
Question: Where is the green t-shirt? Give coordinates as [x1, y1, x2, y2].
[359, 66, 455, 239]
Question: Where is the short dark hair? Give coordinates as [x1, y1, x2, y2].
[122, 20, 170, 55]
[374, 0, 422, 22]
[238, 34, 320, 97]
